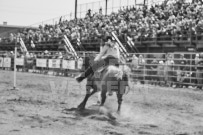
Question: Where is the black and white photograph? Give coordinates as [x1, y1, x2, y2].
[0, 0, 203, 134]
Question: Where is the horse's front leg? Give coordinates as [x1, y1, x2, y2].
[78, 88, 96, 110]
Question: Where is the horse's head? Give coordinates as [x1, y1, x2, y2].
[82, 55, 95, 71]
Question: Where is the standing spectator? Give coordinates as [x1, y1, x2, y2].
[138, 54, 145, 66]
[9, 33, 14, 42]
[195, 54, 200, 65]
[194, 53, 200, 87]
[149, 57, 159, 85]
[175, 60, 190, 88]
[44, 50, 49, 59]
[57, 52, 63, 59]
[196, 53, 203, 89]
[138, 54, 146, 84]
[131, 54, 138, 70]
[157, 61, 165, 86]
[165, 54, 175, 87]
[99, 8, 102, 15]
[179, 53, 187, 68]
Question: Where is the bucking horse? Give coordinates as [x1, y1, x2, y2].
[77, 55, 131, 113]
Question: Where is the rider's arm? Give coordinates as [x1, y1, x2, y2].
[94, 45, 108, 61]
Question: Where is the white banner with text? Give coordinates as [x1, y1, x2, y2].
[36, 59, 47, 67]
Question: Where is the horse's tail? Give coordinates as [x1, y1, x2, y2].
[103, 65, 131, 95]
[105, 65, 123, 80]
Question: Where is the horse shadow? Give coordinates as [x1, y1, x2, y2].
[62, 105, 119, 126]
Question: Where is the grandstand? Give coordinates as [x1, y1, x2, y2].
[0, 0, 203, 53]
[0, 24, 37, 38]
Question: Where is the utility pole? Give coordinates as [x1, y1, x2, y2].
[105, 0, 108, 16]
[75, 0, 78, 19]
[144, 0, 146, 6]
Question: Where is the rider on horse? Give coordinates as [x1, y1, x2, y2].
[75, 36, 128, 84]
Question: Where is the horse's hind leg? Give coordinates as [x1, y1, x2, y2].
[117, 93, 123, 113]
[97, 91, 101, 105]
[100, 90, 107, 106]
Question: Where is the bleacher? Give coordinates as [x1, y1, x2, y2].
[0, 0, 203, 53]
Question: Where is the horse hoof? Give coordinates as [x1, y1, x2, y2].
[77, 106, 85, 111]
[108, 113, 116, 120]
[77, 104, 85, 111]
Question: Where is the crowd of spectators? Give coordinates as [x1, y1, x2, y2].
[1, 0, 203, 46]
[0, 50, 77, 60]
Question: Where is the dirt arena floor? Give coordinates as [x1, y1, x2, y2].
[0, 70, 203, 135]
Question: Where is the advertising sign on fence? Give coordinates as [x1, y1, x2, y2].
[48, 59, 61, 68]
[26, 58, 33, 64]
[3, 58, 11, 67]
[77, 59, 83, 69]
[62, 60, 75, 69]
[0, 57, 3, 67]
[36, 59, 47, 67]
[16, 58, 24, 66]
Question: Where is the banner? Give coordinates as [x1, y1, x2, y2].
[26, 58, 33, 64]
[77, 59, 83, 69]
[48, 59, 61, 68]
[36, 59, 47, 67]
[3, 58, 11, 67]
[16, 58, 24, 66]
[62, 60, 75, 69]
[0, 57, 3, 67]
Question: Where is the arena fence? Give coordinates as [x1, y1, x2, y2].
[0, 52, 202, 89]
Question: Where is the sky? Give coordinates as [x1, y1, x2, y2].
[0, 0, 148, 27]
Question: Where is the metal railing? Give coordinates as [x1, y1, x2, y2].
[0, 52, 202, 88]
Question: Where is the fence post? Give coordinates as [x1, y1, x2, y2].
[189, 53, 192, 85]
[11, 45, 19, 90]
